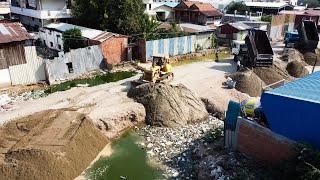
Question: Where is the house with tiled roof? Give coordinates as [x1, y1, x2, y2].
[174, 1, 222, 25]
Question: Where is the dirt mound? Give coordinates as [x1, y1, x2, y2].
[0, 109, 108, 180]
[128, 83, 209, 127]
[228, 71, 265, 97]
[281, 48, 305, 63]
[286, 61, 309, 78]
[304, 52, 320, 65]
[253, 62, 293, 87]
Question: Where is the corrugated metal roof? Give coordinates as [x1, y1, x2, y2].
[0, 20, 31, 44]
[229, 22, 251, 30]
[265, 72, 320, 104]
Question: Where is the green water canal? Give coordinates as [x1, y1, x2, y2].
[86, 131, 163, 180]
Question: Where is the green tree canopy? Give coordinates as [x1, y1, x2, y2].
[298, 0, 319, 7]
[63, 28, 86, 51]
[226, 1, 250, 14]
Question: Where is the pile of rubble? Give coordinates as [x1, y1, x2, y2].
[138, 116, 225, 179]
[0, 90, 46, 112]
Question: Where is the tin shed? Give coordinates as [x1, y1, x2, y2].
[261, 72, 320, 148]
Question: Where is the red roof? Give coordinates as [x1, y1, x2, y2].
[191, 3, 222, 17]
[0, 20, 31, 44]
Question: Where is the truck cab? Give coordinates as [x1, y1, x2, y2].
[284, 31, 299, 48]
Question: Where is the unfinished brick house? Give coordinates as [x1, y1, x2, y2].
[93, 32, 129, 65]
[174, 1, 222, 25]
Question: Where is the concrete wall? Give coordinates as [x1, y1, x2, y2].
[269, 14, 295, 41]
[143, 33, 213, 61]
[9, 46, 46, 85]
[100, 37, 128, 65]
[45, 45, 103, 84]
[227, 118, 297, 164]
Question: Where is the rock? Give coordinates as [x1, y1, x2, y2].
[128, 83, 209, 127]
[286, 60, 309, 78]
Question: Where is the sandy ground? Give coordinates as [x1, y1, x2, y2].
[172, 59, 248, 111]
[0, 60, 246, 126]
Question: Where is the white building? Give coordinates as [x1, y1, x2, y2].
[143, 0, 178, 21]
[0, 0, 11, 18]
[39, 23, 104, 51]
[10, 0, 72, 30]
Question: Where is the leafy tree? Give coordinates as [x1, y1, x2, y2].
[103, 0, 147, 35]
[139, 18, 161, 40]
[63, 28, 86, 51]
[226, 1, 249, 14]
[298, 0, 319, 7]
[261, 14, 272, 22]
[72, 0, 106, 29]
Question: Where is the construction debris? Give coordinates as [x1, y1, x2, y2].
[128, 83, 209, 127]
[286, 61, 309, 78]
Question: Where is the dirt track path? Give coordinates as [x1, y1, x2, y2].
[0, 60, 247, 125]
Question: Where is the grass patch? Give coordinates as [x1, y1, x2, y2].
[45, 71, 137, 94]
[172, 51, 231, 67]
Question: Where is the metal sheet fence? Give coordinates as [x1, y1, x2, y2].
[8, 46, 46, 85]
[45, 45, 104, 84]
[145, 33, 213, 60]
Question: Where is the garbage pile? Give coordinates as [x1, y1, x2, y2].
[0, 90, 46, 112]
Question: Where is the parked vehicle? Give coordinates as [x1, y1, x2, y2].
[234, 29, 273, 68]
[296, 20, 319, 52]
[284, 31, 299, 48]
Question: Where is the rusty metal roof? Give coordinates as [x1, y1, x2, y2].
[0, 20, 32, 44]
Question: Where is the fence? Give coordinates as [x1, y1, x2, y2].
[45, 45, 104, 84]
[9, 46, 46, 85]
[141, 33, 213, 61]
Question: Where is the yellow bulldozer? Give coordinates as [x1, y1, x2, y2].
[135, 56, 174, 84]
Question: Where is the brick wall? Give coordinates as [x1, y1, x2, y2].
[236, 118, 297, 165]
[100, 37, 128, 65]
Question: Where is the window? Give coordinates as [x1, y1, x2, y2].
[48, 30, 52, 35]
[56, 35, 61, 38]
[43, 40, 46, 45]
[50, 42, 53, 47]
[149, 4, 151, 10]
[58, 45, 62, 50]
[66, 62, 74, 73]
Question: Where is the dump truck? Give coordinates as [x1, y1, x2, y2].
[295, 20, 319, 52]
[234, 29, 273, 68]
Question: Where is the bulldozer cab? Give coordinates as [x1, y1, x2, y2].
[152, 56, 167, 67]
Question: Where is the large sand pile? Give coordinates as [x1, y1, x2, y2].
[253, 62, 293, 86]
[0, 109, 108, 180]
[128, 83, 209, 127]
[228, 71, 265, 97]
[286, 60, 309, 78]
[304, 52, 320, 66]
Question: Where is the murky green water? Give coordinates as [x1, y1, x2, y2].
[45, 71, 137, 94]
[86, 131, 163, 180]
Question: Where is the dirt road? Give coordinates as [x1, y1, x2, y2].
[0, 59, 247, 126]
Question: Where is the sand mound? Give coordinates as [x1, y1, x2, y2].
[253, 62, 293, 87]
[286, 61, 309, 78]
[0, 109, 108, 180]
[228, 71, 265, 97]
[281, 48, 304, 62]
[128, 83, 209, 127]
[304, 52, 320, 65]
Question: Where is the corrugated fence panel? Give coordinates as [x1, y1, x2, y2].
[146, 41, 153, 60]
[0, 68, 11, 87]
[169, 38, 175, 57]
[163, 39, 169, 57]
[9, 46, 46, 85]
[45, 45, 103, 84]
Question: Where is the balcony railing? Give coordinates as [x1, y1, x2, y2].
[10, 6, 72, 19]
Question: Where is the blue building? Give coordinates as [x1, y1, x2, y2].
[261, 72, 320, 148]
